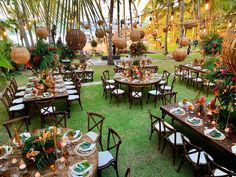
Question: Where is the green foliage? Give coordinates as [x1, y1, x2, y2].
[129, 42, 147, 57]
[57, 44, 76, 60]
[202, 56, 220, 71]
[203, 33, 223, 55]
[29, 39, 57, 72]
[0, 40, 13, 70]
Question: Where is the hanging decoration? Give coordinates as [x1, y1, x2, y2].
[90, 39, 98, 48]
[179, 37, 189, 47]
[106, 29, 112, 33]
[11, 47, 30, 64]
[115, 38, 127, 49]
[152, 31, 157, 37]
[83, 24, 90, 30]
[172, 48, 187, 61]
[199, 31, 208, 40]
[163, 26, 168, 33]
[130, 30, 141, 42]
[97, 20, 105, 26]
[222, 26, 236, 75]
[139, 31, 145, 39]
[184, 20, 197, 29]
[95, 29, 105, 38]
[66, 29, 87, 50]
[133, 23, 137, 28]
[36, 27, 49, 40]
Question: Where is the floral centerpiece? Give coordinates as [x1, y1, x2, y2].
[202, 33, 223, 55]
[126, 66, 144, 80]
[29, 39, 59, 74]
[192, 58, 205, 66]
[140, 59, 152, 67]
[195, 95, 206, 116]
[129, 42, 147, 57]
[21, 128, 61, 171]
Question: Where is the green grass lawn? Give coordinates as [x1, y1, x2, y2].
[0, 53, 225, 177]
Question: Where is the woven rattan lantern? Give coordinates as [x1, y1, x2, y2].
[163, 27, 168, 33]
[95, 29, 105, 38]
[83, 24, 90, 30]
[184, 21, 197, 29]
[11, 47, 30, 64]
[36, 27, 48, 40]
[115, 38, 127, 49]
[172, 48, 187, 61]
[222, 27, 236, 75]
[66, 29, 87, 50]
[130, 30, 141, 42]
[199, 31, 208, 40]
[133, 23, 137, 28]
[97, 20, 104, 26]
[140, 31, 145, 39]
[106, 29, 112, 33]
[180, 37, 189, 47]
[152, 31, 157, 37]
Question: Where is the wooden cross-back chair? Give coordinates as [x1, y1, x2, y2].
[97, 128, 122, 177]
[2, 116, 29, 139]
[148, 110, 174, 150]
[101, 76, 115, 100]
[161, 70, 171, 84]
[129, 85, 144, 109]
[84, 71, 94, 82]
[36, 99, 55, 128]
[46, 111, 68, 128]
[161, 92, 177, 105]
[87, 112, 105, 150]
[205, 154, 236, 177]
[103, 70, 110, 80]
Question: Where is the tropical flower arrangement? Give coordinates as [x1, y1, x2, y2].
[29, 39, 59, 73]
[140, 59, 152, 67]
[195, 95, 206, 115]
[37, 71, 55, 92]
[57, 44, 76, 60]
[129, 42, 147, 57]
[21, 128, 60, 171]
[127, 65, 144, 80]
[202, 33, 223, 55]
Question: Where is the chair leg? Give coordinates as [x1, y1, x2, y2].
[78, 99, 83, 110]
[161, 139, 166, 153]
[177, 156, 185, 172]
[117, 95, 119, 107]
[146, 94, 150, 104]
[130, 100, 132, 109]
[110, 94, 112, 103]
[158, 134, 161, 150]
[173, 148, 176, 165]
[141, 99, 143, 110]
[113, 164, 119, 177]
[97, 169, 102, 177]
[149, 129, 154, 140]
[154, 96, 157, 108]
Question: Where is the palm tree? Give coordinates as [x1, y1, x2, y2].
[164, 0, 171, 55]
[179, 0, 184, 47]
[108, 0, 115, 65]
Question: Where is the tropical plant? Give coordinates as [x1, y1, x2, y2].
[29, 39, 58, 72]
[129, 42, 147, 57]
[57, 44, 76, 60]
[203, 33, 223, 55]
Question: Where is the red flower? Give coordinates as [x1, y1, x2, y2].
[200, 96, 205, 104]
[220, 69, 227, 75]
[210, 98, 216, 109]
[232, 76, 236, 82]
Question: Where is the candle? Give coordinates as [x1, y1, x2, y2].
[14, 128, 21, 147]
[197, 112, 201, 117]
[34, 172, 41, 177]
[224, 127, 230, 133]
[50, 164, 56, 172]
[60, 157, 65, 163]
[19, 163, 26, 170]
[211, 120, 216, 125]
[61, 141, 66, 148]
[11, 158, 17, 165]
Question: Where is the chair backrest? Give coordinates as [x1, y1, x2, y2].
[129, 85, 143, 99]
[2, 116, 29, 139]
[107, 128, 122, 165]
[161, 92, 177, 105]
[5, 87, 15, 101]
[1, 90, 13, 114]
[84, 71, 94, 82]
[170, 76, 177, 91]
[47, 111, 68, 128]
[181, 134, 203, 166]
[87, 112, 105, 136]
[103, 70, 110, 80]
[9, 78, 17, 94]
[174, 65, 182, 76]
[191, 70, 199, 80]
[162, 70, 170, 83]
[75, 81, 82, 96]
[124, 168, 131, 177]
[36, 99, 55, 115]
[205, 154, 236, 177]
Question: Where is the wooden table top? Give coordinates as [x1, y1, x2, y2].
[113, 73, 161, 86]
[0, 128, 98, 177]
[160, 103, 236, 157]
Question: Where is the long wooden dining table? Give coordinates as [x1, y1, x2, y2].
[179, 64, 209, 74]
[160, 104, 236, 160]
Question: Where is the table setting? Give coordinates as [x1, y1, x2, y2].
[0, 127, 98, 177]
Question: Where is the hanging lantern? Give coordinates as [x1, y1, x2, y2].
[83, 24, 90, 30]
[152, 31, 157, 37]
[66, 29, 87, 50]
[36, 27, 48, 40]
[115, 38, 127, 49]
[90, 39, 97, 48]
[172, 48, 187, 61]
[11, 47, 30, 64]
[184, 21, 197, 29]
[133, 23, 137, 28]
[97, 20, 104, 26]
[139, 31, 145, 39]
[222, 26, 236, 75]
[130, 30, 141, 42]
[199, 31, 208, 40]
[95, 29, 105, 38]
[105, 29, 112, 34]
[180, 37, 189, 47]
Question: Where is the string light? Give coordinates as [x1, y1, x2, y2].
[228, 20, 232, 27]
[24, 25, 27, 30]
[3, 31, 7, 36]
[205, 3, 209, 10]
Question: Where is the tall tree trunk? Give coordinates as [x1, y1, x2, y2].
[193, 0, 197, 39]
[14, 0, 30, 47]
[179, 0, 185, 47]
[28, 28, 34, 46]
[108, 0, 114, 65]
[164, 0, 170, 55]
[197, 0, 200, 38]
[117, 0, 120, 37]
[129, 0, 133, 30]
[123, 0, 126, 38]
